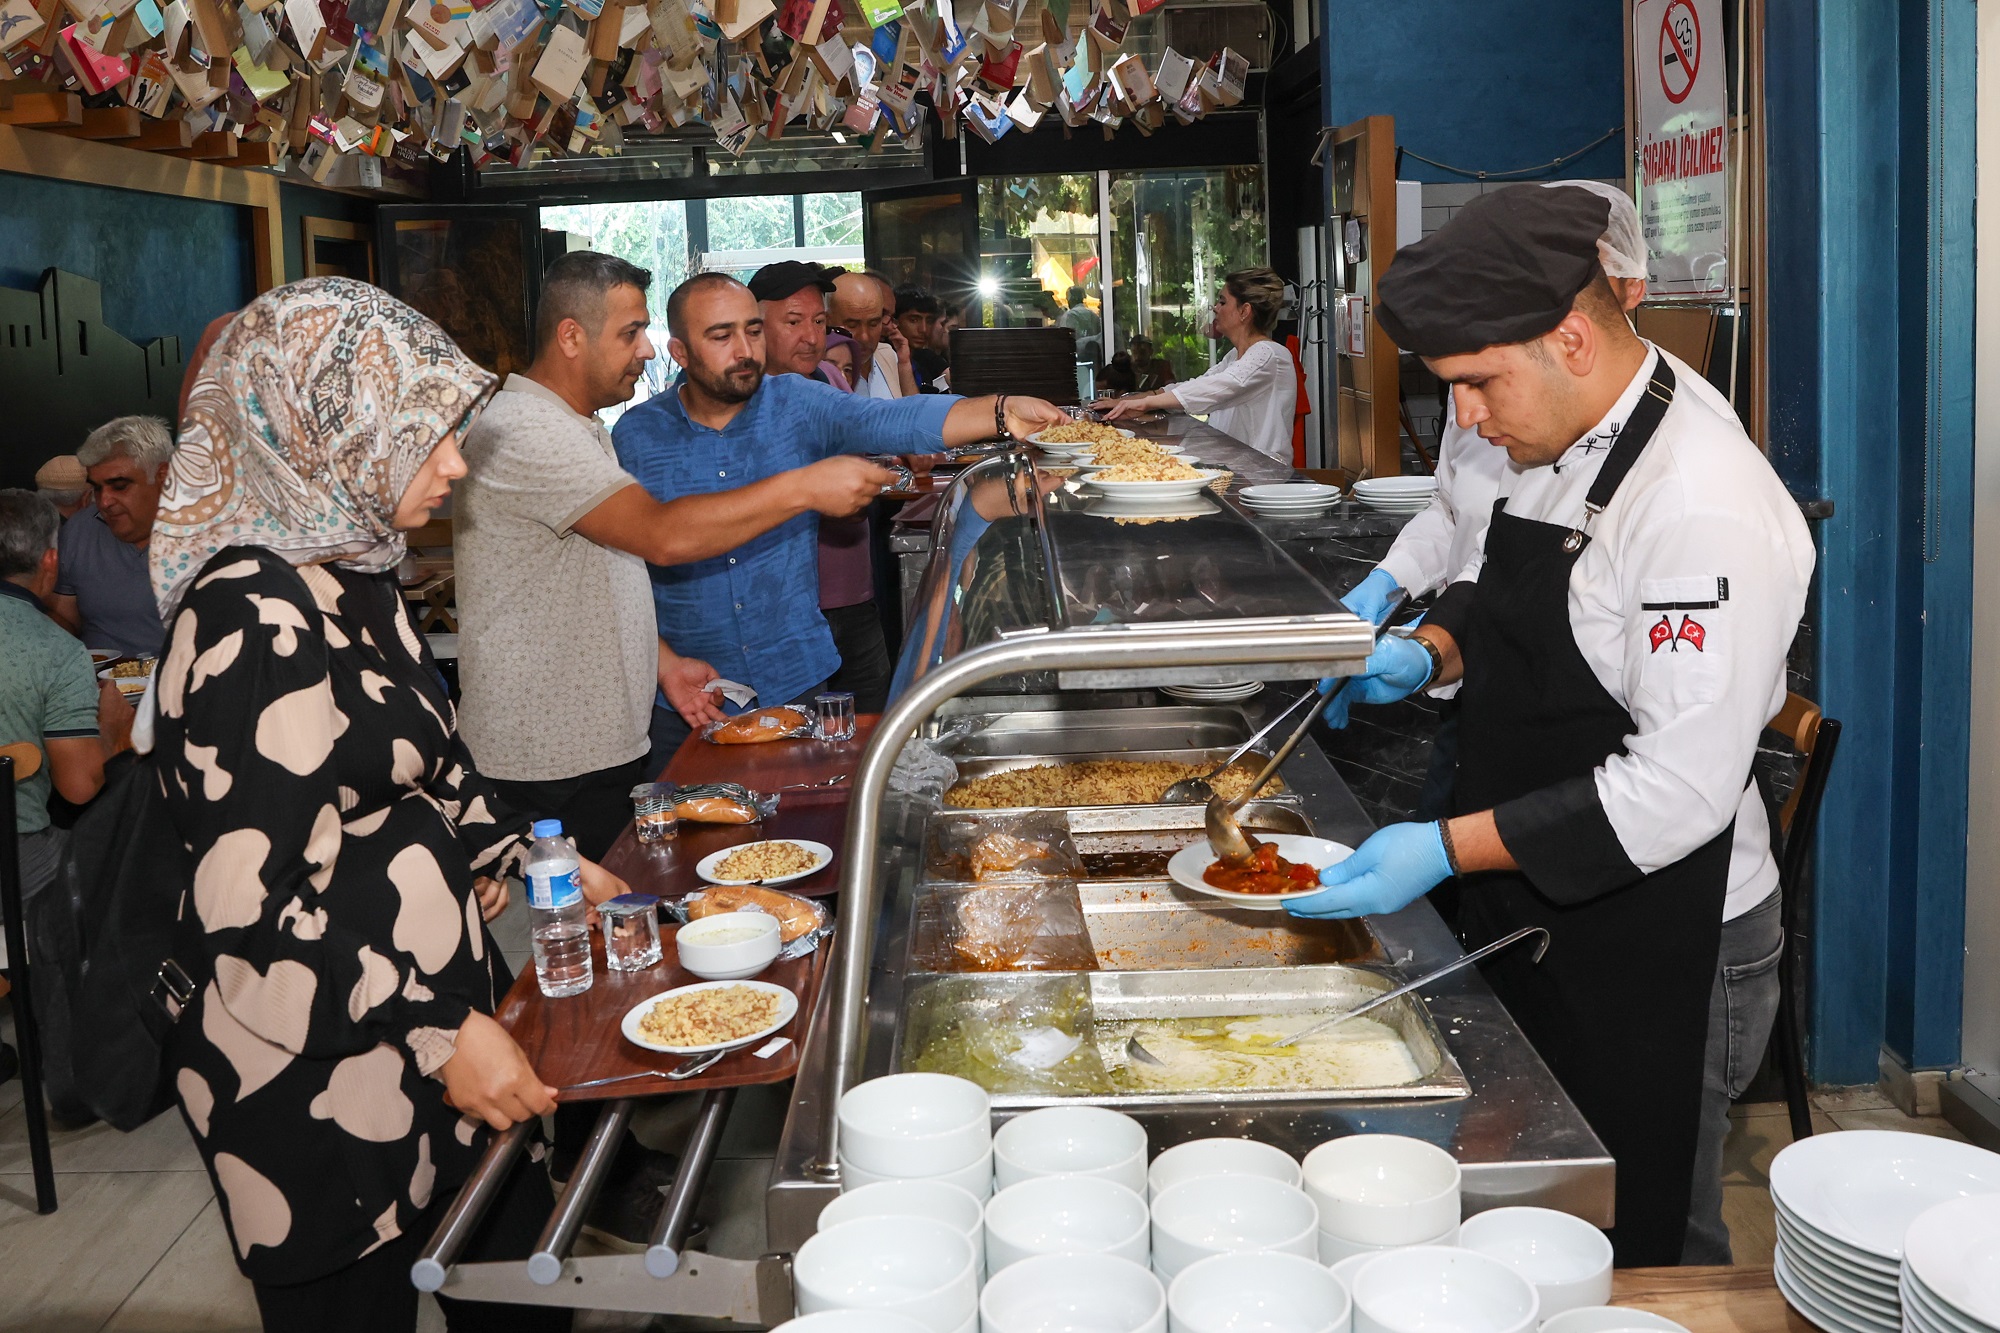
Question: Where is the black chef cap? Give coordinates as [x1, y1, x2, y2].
[748, 260, 840, 303]
[1376, 184, 1613, 358]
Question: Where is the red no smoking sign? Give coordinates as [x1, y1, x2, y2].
[1658, 0, 1700, 103]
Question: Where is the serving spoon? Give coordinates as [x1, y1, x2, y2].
[1159, 684, 1325, 805]
[1204, 591, 1410, 868]
[1125, 927, 1549, 1068]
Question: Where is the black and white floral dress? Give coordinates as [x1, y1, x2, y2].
[156, 545, 531, 1286]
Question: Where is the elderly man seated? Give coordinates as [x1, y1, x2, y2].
[0, 490, 132, 903]
[51, 415, 176, 657]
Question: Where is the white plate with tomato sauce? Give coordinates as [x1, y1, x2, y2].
[1166, 834, 1355, 910]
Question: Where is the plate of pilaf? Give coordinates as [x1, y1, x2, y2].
[621, 980, 799, 1055]
[695, 839, 833, 886]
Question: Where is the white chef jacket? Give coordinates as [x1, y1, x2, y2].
[1443, 346, 1814, 922]
[1378, 396, 1516, 599]
[1383, 352, 1737, 599]
[1171, 338, 1297, 461]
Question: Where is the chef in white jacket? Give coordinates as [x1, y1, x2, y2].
[1102, 267, 1297, 461]
[1296, 185, 1814, 1267]
[1340, 181, 1782, 1266]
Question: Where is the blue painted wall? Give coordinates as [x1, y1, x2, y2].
[1767, 0, 1974, 1084]
[1321, 0, 1624, 183]
[0, 169, 253, 352]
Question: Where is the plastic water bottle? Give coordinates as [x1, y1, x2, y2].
[525, 819, 593, 998]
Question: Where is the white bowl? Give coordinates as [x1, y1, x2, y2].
[839, 1073, 992, 1178]
[1537, 1310, 1689, 1333]
[980, 1253, 1166, 1333]
[984, 1175, 1150, 1272]
[994, 1106, 1149, 1195]
[794, 1216, 979, 1332]
[842, 1149, 994, 1200]
[1329, 1252, 1378, 1292]
[819, 1179, 985, 1242]
[775, 1314, 933, 1333]
[1319, 1225, 1458, 1263]
[1350, 1246, 1538, 1333]
[1169, 1250, 1352, 1333]
[1303, 1136, 1462, 1246]
[1149, 1138, 1302, 1202]
[1457, 1208, 1613, 1321]
[1150, 1175, 1320, 1281]
[674, 911, 783, 981]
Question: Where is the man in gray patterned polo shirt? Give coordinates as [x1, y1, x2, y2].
[456, 251, 895, 860]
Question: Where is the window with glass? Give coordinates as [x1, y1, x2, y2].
[1107, 166, 1268, 384]
[975, 175, 1104, 363]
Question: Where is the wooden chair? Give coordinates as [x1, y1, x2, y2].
[1765, 693, 1843, 1143]
[0, 744, 57, 1211]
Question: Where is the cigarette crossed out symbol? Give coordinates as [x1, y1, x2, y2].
[1649, 614, 1706, 653]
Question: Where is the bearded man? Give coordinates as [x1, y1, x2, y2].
[611, 272, 1066, 763]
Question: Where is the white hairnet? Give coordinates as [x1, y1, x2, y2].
[1540, 180, 1648, 279]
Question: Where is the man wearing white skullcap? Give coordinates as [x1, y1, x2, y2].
[1333, 182, 1798, 1266]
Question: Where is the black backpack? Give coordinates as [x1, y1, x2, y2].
[29, 748, 204, 1130]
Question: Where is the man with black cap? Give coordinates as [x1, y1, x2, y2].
[1289, 184, 1813, 1266]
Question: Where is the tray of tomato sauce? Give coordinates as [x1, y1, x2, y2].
[1165, 833, 1356, 910]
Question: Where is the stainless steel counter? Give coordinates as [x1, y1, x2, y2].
[766, 704, 1613, 1253]
[769, 430, 1614, 1256]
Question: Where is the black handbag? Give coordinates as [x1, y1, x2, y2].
[29, 748, 204, 1130]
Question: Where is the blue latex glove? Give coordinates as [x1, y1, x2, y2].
[1343, 568, 1403, 626]
[1285, 822, 1454, 920]
[1317, 635, 1435, 729]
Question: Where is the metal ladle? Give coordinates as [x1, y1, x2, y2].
[1205, 590, 1411, 867]
[1204, 677, 1351, 868]
[1160, 683, 1325, 805]
[1126, 927, 1550, 1069]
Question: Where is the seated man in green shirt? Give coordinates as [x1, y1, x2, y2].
[0, 490, 132, 905]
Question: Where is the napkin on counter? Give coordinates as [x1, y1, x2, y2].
[701, 678, 759, 708]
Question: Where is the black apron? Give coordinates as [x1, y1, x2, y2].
[1451, 359, 1731, 1268]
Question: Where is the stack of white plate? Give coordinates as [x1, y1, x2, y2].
[1161, 681, 1265, 702]
[1240, 483, 1342, 518]
[1352, 477, 1439, 514]
[1902, 1194, 2000, 1333]
[1769, 1131, 2000, 1333]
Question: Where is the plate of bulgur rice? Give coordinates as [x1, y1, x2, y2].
[695, 839, 834, 886]
[621, 980, 799, 1054]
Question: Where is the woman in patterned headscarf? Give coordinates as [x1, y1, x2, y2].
[152, 278, 621, 1331]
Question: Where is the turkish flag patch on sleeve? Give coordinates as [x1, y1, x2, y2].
[1676, 616, 1706, 651]
[1649, 616, 1674, 653]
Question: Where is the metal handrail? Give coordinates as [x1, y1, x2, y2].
[806, 615, 1373, 1178]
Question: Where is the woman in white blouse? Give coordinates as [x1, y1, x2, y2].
[1102, 267, 1298, 461]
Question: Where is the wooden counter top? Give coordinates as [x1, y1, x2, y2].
[1613, 1266, 1814, 1333]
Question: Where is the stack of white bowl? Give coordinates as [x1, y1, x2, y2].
[794, 1215, 982, 1333]
[1160, 680, 1265, 702]
[1346, 1247, 1537, 1333]
[994, 1105, 1150, 1193]
[982, 1254, 1167, 1333]
[1240, 482, 1343, 519]
[1151, 1172, 1321, 1282]
[1770, 1130, 2000, 1333]
[838, 1072, 994, 1200]
[985, 1174, 1150, 1272]
[1304, 1134, 1462, 1262]
[1169, 1251, 1350, 1333]
[1456, 1208, 1614, 1322]
[1353, 476, 1439, 515]
[1902, 1193, 2000, 1333]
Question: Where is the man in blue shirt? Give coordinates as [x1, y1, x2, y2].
[613, 272, 1066, 767]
